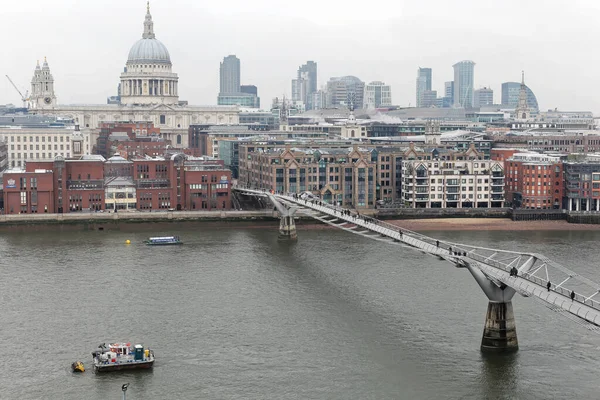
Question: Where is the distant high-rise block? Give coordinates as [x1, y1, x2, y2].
[363, 81, 392, 109]
[444, 81, 454, 99]
[326, 76, 364, 109]
[421, 90, 437, 108]
[416, 67, 432, 107]
[220, 55, 240, 94]
[474, 87, 493, 107]
[453, 60, 475, 108]
[292, 61, 318, 110]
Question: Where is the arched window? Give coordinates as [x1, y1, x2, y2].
[176, 134, 182, 145]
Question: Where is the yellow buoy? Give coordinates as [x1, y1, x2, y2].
[125, 240, 131, 245]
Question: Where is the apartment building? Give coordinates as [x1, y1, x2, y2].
[240, 144, 377, 208]
[402, 159, 505, 208]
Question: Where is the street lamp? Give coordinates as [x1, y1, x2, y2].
[122, 383, 129, 400]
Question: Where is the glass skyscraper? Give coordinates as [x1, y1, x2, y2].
[452, 60, 475, 108]
[501, 82, 539, 111]
[220, 55, 240, 94]
[416, 67, 432, 107]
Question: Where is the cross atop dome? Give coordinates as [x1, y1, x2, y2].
[143, 1, 155, 39]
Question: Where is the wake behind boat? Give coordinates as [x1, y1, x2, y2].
[143, 236, 183, 245]
[92, 343, 154, 373]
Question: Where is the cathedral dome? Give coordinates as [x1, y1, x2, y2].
[126, 2, 171, 65]
[127, 38, 171, 64]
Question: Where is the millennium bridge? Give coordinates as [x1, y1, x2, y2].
[235, 187, 600, 353]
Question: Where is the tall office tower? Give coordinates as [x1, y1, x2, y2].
[444, 81, 454, 99]
[219, 55, 241, 94]
[291, 61, 318, 110]
[363, 81, 392, 109]
[474, 87, 494, 107]
[452, 60, 475, 108]
[415, 67, 432, 107]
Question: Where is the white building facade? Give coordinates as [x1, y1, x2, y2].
[363, 81, 392, 109]
[403, 159, 505, 208]
[0, 127, 90, 168]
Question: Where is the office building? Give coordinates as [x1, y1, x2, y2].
[219, 55, 240, 94]
[421, 90, 438, 108]
[416, 67, 432, 107]
[326, 76, 364, 109]
[2, 153, 232, 213]
[291, 61, 318, 110]
[474, 87, 494, 107]
[363, 81, 392, 109]
[453, 60, 475, 108]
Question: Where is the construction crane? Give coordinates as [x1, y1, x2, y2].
[5, 75, 29, 108]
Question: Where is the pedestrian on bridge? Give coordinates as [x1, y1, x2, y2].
[571, 290, 576, 301]
[436, 240, 439, 247]
[448, 246, 452, 254]
[547, 281, 551, 291]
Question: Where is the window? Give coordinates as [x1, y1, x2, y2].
[160, 115, 166, 124]
[20, 191, 27, 205]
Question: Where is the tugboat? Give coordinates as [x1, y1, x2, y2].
[92, 343, 155, 373]
[143, 236, 183, 246]
[71, 361, 85, 373]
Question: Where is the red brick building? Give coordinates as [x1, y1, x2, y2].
[505, 152, 563, 209]
[3, 154, 232, 213]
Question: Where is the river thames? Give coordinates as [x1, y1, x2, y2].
[1, 224, 600, 399]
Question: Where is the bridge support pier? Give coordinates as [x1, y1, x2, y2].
[481, 301, 518, 352]
[464, 262, 519, 353]
[278, 215, 297, 241]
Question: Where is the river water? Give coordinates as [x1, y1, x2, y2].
[1, 224, 600, 399]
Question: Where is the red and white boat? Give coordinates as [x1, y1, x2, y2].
[92, 342, 155, 373]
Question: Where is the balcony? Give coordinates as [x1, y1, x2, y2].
[415, 195, 429, 201]
[492, 187, 504, 193]
[492, 178, 504, 186]
[491, 194, 504, 201]
[446, 194, 459, 201]
[415, 179, 428, 186]
[66, 180, 104, 190]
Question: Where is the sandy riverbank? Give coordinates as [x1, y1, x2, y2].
[385, 218, 600, 231]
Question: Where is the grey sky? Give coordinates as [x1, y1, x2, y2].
[1, 0, 598, 112]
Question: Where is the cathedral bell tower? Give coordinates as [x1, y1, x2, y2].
[30, 57, 57, 109]
[514, 71, 530, 121]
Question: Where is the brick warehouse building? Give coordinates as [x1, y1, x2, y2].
[504, 152, 563, 209]
[3, 154, 231, 213]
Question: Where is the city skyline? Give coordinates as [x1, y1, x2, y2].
[1, 0, 599, 112]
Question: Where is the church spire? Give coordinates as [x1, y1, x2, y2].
[521, 70, 525, 86]
[143, 1, 155, 39]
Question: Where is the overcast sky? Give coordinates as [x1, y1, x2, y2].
[1, 0, 599, 113]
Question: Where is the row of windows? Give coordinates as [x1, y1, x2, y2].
[10, 136, 68, 143]
[14, 152, 69, 159]
[12, 144, 70, 151]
